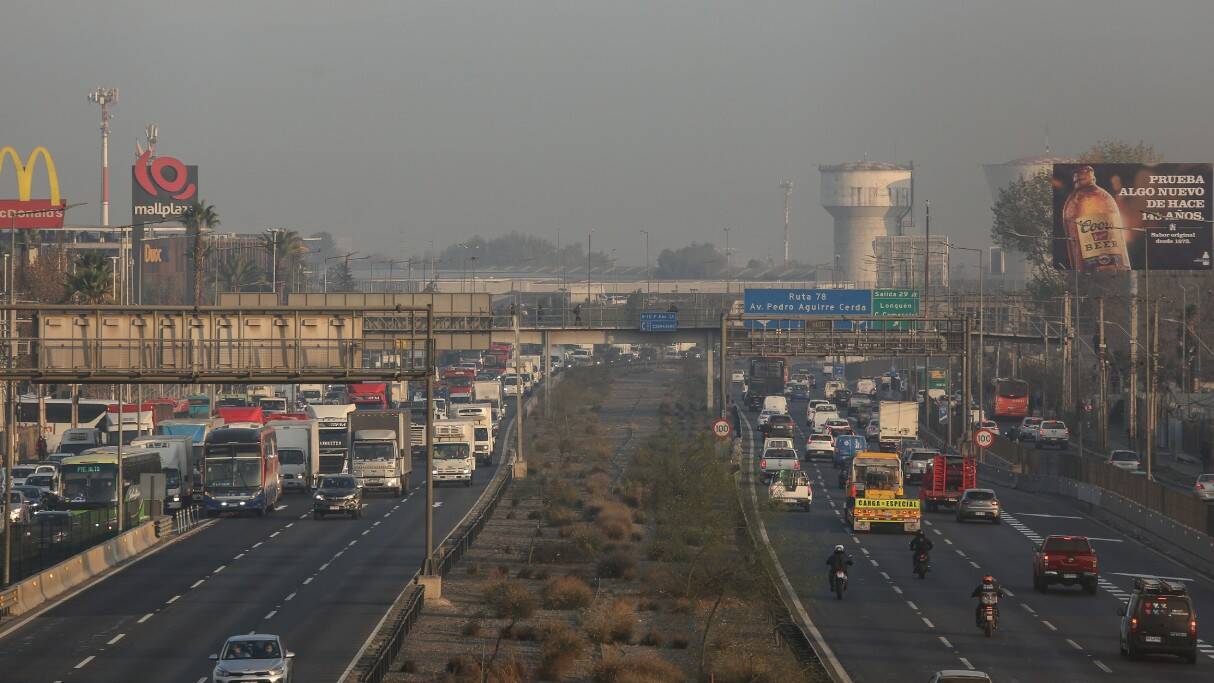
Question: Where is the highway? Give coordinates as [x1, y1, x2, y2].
[740, 387, 1214, 682]
[0, 413, 514, 683]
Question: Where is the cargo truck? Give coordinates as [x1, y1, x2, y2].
[432, 420, 475, 486]
[877, 401, 919, 452]
[306, 403, 356, 474]
[268, 419, 320, 491]
[844, 451, 920, 533]
[453, 404, 495, 466]
[919, 453, 977, 512]
[347, 410, 411, 495]
[130, 434, 193, 510]
[472, 380, 503, 423]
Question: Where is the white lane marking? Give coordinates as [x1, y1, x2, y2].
[348, 539, 357, 546]
[264, 610, 277, 619]
[943, 538, 953, 545]
[922, 617, 935, 628]
[1042, 620, 1058, 631]
[1094, 660, 1112, 673]
[372, 521, 381, 527]
[190, 579, 205, 588]
[1085, 537, 1123, 543]
[275, 505, 287, 510]
[433, 501, 443, 508]
[334, 551, 345, 559]
[383, 512, 392, 518]
[969, 561, 981, 569]
[880, 572, 890, 580]
[892, 586, 903, 595]
[1066, 638, 1083, 651]
[252, 541, 264, 548]
[1020, 603, 1036, 614]
[196, 678, 208, 683]
[906, 601, 919, 611]
[361, 529, 370, 536]
[214, 565, 226, 574]
[959, 657, 975, 670]
[74, 656, 95, 669]
[860, 547, 870, 555]
[932, 529, 942, 535]
[285, 592, 297, 601]
[869, 559, 879, 567]
[234, 553, 245, 560]
[954, 549, 966, 557]
[1003, 588, 1015, 597]
[299, 513, 308, 519]
[939, 636, 952, 648]
[850, 536, 860, 544]
[107, 633, 126, 645]
[270, 531, 281, 538]
[303, 577, 314, 585]
[1016, 513, 1083, 519]
[924, 520, 933, 526]
[318, 562, 330, 571]
[137, 613, 153, 624]
[166, 594, 182, 604]
[285, 522, 294, 528]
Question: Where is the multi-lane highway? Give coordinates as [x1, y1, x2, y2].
[740, 386, 1213, 682]
[0, 414, 514, 683]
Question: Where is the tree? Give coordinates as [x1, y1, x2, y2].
[1080, 139, 1163, 164]
[990, 171, 1061, 295]
[655, 243, 726, 279]
[326, 259, 356, 291]
[261, 229, 307, 296]
[63, 252, 113, 304]
[180, 201, 220, 306]
[218, 254, 266, 293]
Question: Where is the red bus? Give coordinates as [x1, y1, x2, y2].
[992, 378, 1030, 418]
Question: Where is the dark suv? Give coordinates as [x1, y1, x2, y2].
[1119, 578, 1197, 663]
[765, 414, 796, 438]
[313, 475, 363, 520]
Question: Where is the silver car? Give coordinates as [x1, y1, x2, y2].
[7, 491, 31, 525]
[956, 488, 1000, 523]
[210, 634, 294, 683]
[1107, 450, 1141, 471]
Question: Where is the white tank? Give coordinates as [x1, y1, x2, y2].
[819, 162, 913, 284]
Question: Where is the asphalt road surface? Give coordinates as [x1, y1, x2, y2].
[740, 385, 1213, 683]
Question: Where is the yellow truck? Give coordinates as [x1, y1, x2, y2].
[845, 451, 920, 533]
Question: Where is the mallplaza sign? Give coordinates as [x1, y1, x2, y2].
[0, 146, 66, 228]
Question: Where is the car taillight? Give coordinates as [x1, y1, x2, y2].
[1130, 617, 1138, 634]
[793, 460, 801, 470]
[1190, 619, 1198, 638]
[1042, 554, 1049, 564]
[760, 459, 767, 469]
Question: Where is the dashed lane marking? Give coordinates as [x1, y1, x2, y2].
[969, 561, 981, 569]
[361, 529, 371, 536]
[303, 577, 314, 585]
[869, 559, 879, 567]
[1066, 639, 1083, 651]
[137, 613, 153, 624]
[285, 592, 296, 601]
[932, 529, 943, 535]
[107, 633, 125, 645]
[285, 522, 294, 528]
[880, 572, 890, 580]
[274, 505, 287, 511]
[939, 636, 952, 648]
[234, 553, 245, 560]
[298, 513, 308, 520]
[264, 610, 277, 619]
[943, 538, 953, 544]
[190, 579, 205, 589]
[906, 601, 919, 611]
[1094, 660, 1112, 673]
[318, 563, 330, 571]
[372, 521, 381, 527]
[922, 617, 935, 628]
[252, 541, 264, 548]
[166, 595, 182, 604]
[74, 656, 95, 668]
[269, 531, 281, 538]
[1042, 620, 1058, 631]
[214, 565, 226, 574]
[892, 586, 903, 595]
[1020, 603, 1036, 614]
[958, 657, 974, 670]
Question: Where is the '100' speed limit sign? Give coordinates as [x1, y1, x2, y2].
[711, 418, 732, 439]
[974, 428, 995, 449]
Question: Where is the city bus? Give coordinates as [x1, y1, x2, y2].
[201, 427, 282, 517]
[17, 398, 110, 453]
[59, 449, 162, 514]
[992, 378, 1030, 419]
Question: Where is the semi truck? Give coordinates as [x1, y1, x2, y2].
[844, 451, 920, 533]
[348, 383, 390, 411]
[347, 410, 411, 495]
[267, 419, 320, 491]
[748, 357, 787, 399]
[877, 401, 919, 452]
[472, 380, 503, 429]
[306, 403, 356, 475]
[431, 420, 475, 486]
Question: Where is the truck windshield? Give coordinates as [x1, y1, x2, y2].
[205, 458, 263, 494]
[474, 427, 489, 441]
[163, 467, 182, 488]
[853, 463, 898, 489]
[279, 448, 305, 465]
[434, 443, 470, 460]
[353, 443, 395, 461]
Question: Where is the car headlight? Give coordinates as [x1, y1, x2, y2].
[238, 501, 246, 506]
[268, 664, 286, 675]
[432, 470, 439, 475]
[215, 665, 233, 676]
[315, 494, 325, 501]
[462, 468, 470, 474]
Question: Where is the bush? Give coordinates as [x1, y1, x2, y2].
[531, 541, 586, 564]
[538, 623, 586, 680]
[543, 575, 594, 610]
[639, 630, 664, 647]
[594, 502, 634, 541]
[710, 655, 805, 683]
[482, 579, 537, 621]
[545, 504, 578, 527]
[516, 566, 534, 579]
[462, 619, 482, 636]
[595, 550, 637, 580]
[586, 472, 612, 497]
[669, 637, 689, 649]
[593, 655, 683, 683]
[583, 599, 636, 644]
[527, 510, 543, 520]
[560, 523, 605, 556]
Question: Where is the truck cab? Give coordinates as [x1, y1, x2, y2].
[759, 441, 800, 483]
[432, 420, 475, 486]
[347, 411, 410, 496]
[453, 404, 494, 467]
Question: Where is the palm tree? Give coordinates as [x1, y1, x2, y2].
[180, 201, 220, 305]
[218, 254, 266, 293]
[261, 229, 307, 297]
[63, 252, 113, 304]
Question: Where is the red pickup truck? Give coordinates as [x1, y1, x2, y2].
[919, 453, 976, 512]
[1033, 535, 1098, 594]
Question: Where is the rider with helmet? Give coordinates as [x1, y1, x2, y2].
[909, 529, 934, 571]
[971, 575, 1008, 626]
[825, 544, 854, 586]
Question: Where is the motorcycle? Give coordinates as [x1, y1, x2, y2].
[978, 594, 999, 637]
[831, 569, 848, 600]
[913, 551, 930, 579]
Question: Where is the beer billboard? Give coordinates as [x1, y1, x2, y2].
[1051, 163, 1213, 271]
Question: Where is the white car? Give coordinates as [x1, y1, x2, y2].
[805, 433, 835, 460]
[1035, 420, 1069, 449]
[210, 633, 294, 683]
[1107, 450, 1141, 471]
[9, 464, 37, 487]
[1018, 417, 1043, 441]
[757, 410, 777, 427]
[7, 491, 31, 525]
[1195, 474, 1214, 501]
[730, 371, 746, 383]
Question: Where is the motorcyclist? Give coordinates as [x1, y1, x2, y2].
[971, 575, 1008, 626]
[909, 529, 934, 571]
[825, 544, 854, 587]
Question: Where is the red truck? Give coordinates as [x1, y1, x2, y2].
[1033, 534, 1098, 594]
[217, 406, 265, 426]
[919, 453, 977, 512]
[348, 383, 389, 411]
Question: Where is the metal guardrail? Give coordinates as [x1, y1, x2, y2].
[357, 584, 426, 683]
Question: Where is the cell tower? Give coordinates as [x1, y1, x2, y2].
[780, 179, 793, 267]
[87, 87, 118, 226]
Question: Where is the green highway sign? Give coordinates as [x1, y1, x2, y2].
[872, 289, 920, 316]
[927, 368, 948, 390]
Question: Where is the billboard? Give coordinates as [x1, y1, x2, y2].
[132, 150, 198, 224]
[1052, 163, 1213, 271]
[0, 146, 65, 228]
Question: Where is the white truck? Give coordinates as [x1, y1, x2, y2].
[759, 438, 800, 483]
[267, 419, 320, 491]
[762, 395, 789, 415]
[347, 410, 411, 496]
[877, 401, 919, 452]
[431, 420, 475, 486]
[453, 403, 495, 467]
[855, 378, 876, 396]
[297, 384, 325, 404]
[306, 403, 356, 475]
[130, 435, 193, 510]
[472, 380, 503, 426]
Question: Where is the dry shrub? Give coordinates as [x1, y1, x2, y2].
[538, 623, 586, 680]
[582, 599, 637, 644]
[488, 654, 529, 683]
[482, 579, 537, 621]
[559, 523, 605, 556]
[543, 575, 594, 610]
[592, 654, 683, 683]
[669, 637, 689, 649]
[545, 504, 578, 527]
[586, 472, 612, 497]
[594, 502, 634, 541]
[462, 619, 482, 636]
[639, 630, 664, 647]
[595, 550, 637, 580]
[710, 654, 803, 683]
[547, 480, 579, 507]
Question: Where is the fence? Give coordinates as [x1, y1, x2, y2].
[1, 506, 124, 584]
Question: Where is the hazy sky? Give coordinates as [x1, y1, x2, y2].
[5, 0, 1214, 268]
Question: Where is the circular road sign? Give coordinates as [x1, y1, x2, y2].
[974, 428, 996, 449]
[711, 418, 732, 439]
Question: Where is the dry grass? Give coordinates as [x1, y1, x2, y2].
[593, 501, 635, 541]
[592, 654, 684, 683]
[481, 579, 537, 621]
[582, 598, 637, 644]
[542, 575, 594, 610]
[537, 623, 586, 680]
[595, 549, 637, 580]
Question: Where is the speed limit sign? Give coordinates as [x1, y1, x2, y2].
[974, 428, 995, 449]
[711, 418, 732, 439]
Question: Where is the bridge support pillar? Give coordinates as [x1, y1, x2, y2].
[512, 459, 528, 479]
[542, 331, 551, 419]
[417, 574, 442, 600]
[705, 332, 715, 414]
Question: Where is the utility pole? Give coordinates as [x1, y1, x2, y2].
[1063, 293, 1073, 408]
[587, 229, 594, 312]
[423, 305, 435, 576]
[640, 230, 650, 298]
[1097, 298, 1108, 452]
[780, 179, 793, 267]
[1128, 273, 1139, 449]
[1147, 298, 1160, 480]
[116, 384, 125, 531]
[88, 87, 118, 227]
[513, 312, 526, 479]
[921, 201, 931, 426]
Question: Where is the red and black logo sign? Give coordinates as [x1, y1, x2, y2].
[132, 150, 199, 223]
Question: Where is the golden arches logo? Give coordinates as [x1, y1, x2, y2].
[0, 146, 61, 204]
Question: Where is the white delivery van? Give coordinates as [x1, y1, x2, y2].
[762, 396, 789, 415]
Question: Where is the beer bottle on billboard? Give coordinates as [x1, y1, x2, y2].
[1062, 165, 1131, 272]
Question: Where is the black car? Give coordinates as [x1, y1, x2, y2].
[1120, 578, 1197, 663]
[832, 389, 852, 409]
[746, 393, 764, 412]
[313, 475, 363, 520]
[765, 414, 796, 438]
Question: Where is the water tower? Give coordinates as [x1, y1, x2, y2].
[819, 161, 913, 284]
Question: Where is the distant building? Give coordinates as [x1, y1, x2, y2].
[872, 235, 949, 289]
[820, 161, 913, 284]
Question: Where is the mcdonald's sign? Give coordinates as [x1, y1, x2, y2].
[0, 146, 66, 228]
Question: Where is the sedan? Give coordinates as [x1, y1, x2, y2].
[929, 672, 992, 683]
[7, 491, 30, 525]
[24, 474, 57, 496]
[210, 633, 294, 683]
[313, 474, 363, 520]
[956, 488, 1000, 523]
[1196, 473, 1214, 501]
[1107, 450, 1141, 472]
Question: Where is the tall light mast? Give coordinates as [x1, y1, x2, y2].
[781, 179, 793, 267]
[87, 88, 119, 226]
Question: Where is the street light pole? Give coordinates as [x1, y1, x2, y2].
[587, 229, 594, 308]
[640, 230, 650, 298]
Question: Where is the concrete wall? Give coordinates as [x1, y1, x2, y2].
[10, 521, 161, 618]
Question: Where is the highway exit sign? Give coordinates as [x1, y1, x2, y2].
[872, 289, 920, 316]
